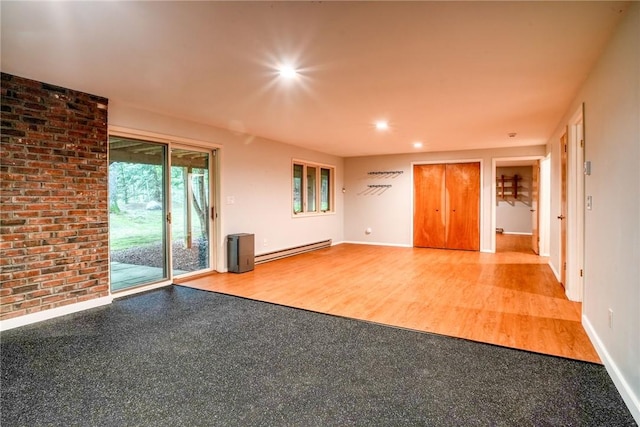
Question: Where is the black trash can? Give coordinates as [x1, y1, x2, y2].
[227, 233, 255, 273]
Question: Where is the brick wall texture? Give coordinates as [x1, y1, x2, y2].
[1, 73, 109, 320]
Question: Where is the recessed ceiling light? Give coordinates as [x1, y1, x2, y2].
[278, 65, 298, 78]
[375, 121, 389, 131]
[413, 141, 423, 148]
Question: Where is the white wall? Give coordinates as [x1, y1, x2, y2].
[496, 166, 533, 234]
[109, 103, 345, 270]
[547, 3, 639, 420]
[343, 145, 546, 251]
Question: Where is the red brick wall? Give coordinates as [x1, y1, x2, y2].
[1, 73, 109, 320]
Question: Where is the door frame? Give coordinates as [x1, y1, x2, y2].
[491, 156, 548, 254]
[108, 126, 222, 298]
[565, 105, 585, 302]
[411, 159, 484, 250]
[531, 159, 541, 255]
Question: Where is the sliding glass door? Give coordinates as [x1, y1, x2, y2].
[109, 137, 214, 291]
[170, 148, 211, 276]
[109, 137, 168, 291]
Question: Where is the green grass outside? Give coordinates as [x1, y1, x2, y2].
[109, 205, 205, 251]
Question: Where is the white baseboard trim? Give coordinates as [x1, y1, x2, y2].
[583, 314, 640, 424]
[255, 239, 332, 264]
[341, 240, 412, 248]
[0, 296, 113, 332]
[548, 260, 561, 282]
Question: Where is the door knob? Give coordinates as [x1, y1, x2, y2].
[557, 215, 565, 220]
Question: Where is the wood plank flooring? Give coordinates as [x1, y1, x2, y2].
[178, 234, 600, 363]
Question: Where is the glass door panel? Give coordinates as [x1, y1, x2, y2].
[170, 148, 211, 276]
[109, 137, 168, 291]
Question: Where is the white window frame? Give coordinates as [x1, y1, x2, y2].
[292, 159, 335, 217]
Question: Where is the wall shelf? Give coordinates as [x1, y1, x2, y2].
[498, 174, 522, 199]
[497, 174, 532, 206]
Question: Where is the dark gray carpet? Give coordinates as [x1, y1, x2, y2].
[1, 286, 636, 426]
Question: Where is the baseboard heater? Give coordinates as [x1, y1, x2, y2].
[255, 239, 332, 265]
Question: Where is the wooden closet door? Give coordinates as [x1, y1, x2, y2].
[413, 164, 446, 248]
[445, 162, 480, 250]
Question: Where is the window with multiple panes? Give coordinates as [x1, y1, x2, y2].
[292, 160, 335, 215]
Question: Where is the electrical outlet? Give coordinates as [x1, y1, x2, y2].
[608, 309, 613, 328]
[586, 195, 592, 210]
[263, 238, 268, 247]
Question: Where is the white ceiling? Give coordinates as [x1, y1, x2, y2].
[0, 1, 629, 157]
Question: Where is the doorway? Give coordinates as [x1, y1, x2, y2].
[108, 136, 216, 291]
[492, 157, 549, 255]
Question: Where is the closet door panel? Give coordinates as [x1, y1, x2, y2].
[445, 162, 480, 250]
[413, 164, 446, 248]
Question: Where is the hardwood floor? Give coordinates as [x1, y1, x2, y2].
[178, 234, 600, 363]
